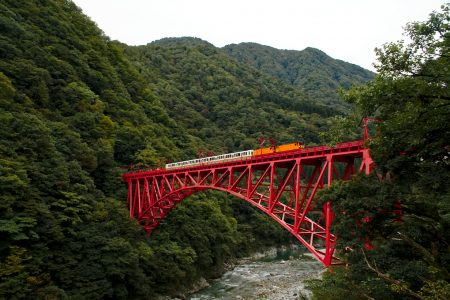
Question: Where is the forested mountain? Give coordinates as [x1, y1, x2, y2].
[0, 1, 344, 298]
[0, 0, 205, 298]
[3, 0, 442, 299]
[223, 43, 375, 111]
[124, 37, 338, 155]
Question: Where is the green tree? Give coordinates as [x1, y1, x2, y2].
[0, 0, 379, 298]
[311, 4, 450, 299]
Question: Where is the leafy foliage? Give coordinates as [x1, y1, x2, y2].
[310, 4, 450, 299]
[223, 43, 375, 112]
[0, 0, 183, 297]
[0, 1, 360, 298]
[125, 37, 342, 153]
[0, 0, 382, 298]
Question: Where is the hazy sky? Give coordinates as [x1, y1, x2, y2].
[72, 0, 446, 70]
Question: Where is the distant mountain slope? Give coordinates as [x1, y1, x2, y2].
[125, 37, 338, 153]
[223, 43, 375, 110]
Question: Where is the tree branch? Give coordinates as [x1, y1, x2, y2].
[361, 249, 426, 300]
[394, 232, 450, 280]
[395, 232, 435, 263]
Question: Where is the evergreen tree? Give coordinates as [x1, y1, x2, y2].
[310, 4, 450, 299]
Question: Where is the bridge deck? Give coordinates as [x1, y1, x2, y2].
[124, 140, 365, 179]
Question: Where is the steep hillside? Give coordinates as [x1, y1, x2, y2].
[223, 43, 375, 111]
[0, 1, 378, 299]
[125, 37, 337, 153]
[0, 2, 301, 298]
[0, 0, 202, 298]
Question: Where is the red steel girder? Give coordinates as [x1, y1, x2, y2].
[123, 140, 374, 266]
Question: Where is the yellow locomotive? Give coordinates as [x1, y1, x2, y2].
[253, 142, 304, 156]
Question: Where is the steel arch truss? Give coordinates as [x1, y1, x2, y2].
[124, 141, 374, 266]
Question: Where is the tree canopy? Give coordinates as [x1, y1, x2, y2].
[310, 4, 450, 299]
[1, 1, 369, 298]
[125, 37, 346, 154]
[223, 43, 375, 112]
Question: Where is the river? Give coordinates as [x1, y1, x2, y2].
[188, 245, 324, 300]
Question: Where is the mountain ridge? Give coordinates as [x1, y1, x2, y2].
[223, 42, 375, 110]
[145, 37, 375, 111]
[124, 37, 341, 154]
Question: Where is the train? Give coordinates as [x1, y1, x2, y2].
[166, 142, 304, 170]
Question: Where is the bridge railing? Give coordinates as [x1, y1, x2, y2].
[124, 140, 365, 178]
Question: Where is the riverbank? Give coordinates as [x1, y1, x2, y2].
[188, 245, 324, 300]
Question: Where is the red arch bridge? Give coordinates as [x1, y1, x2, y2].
[123, 140, 374, 266]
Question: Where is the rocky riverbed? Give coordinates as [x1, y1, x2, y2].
[188, 246, 324, 300]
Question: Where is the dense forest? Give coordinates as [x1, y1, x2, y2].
[223, 43, 375, 111]
[0, 0, 371, 298]
[309, 4, 450, 299]
[124, 37, 373, 156]
[0, 0, 447, 299]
